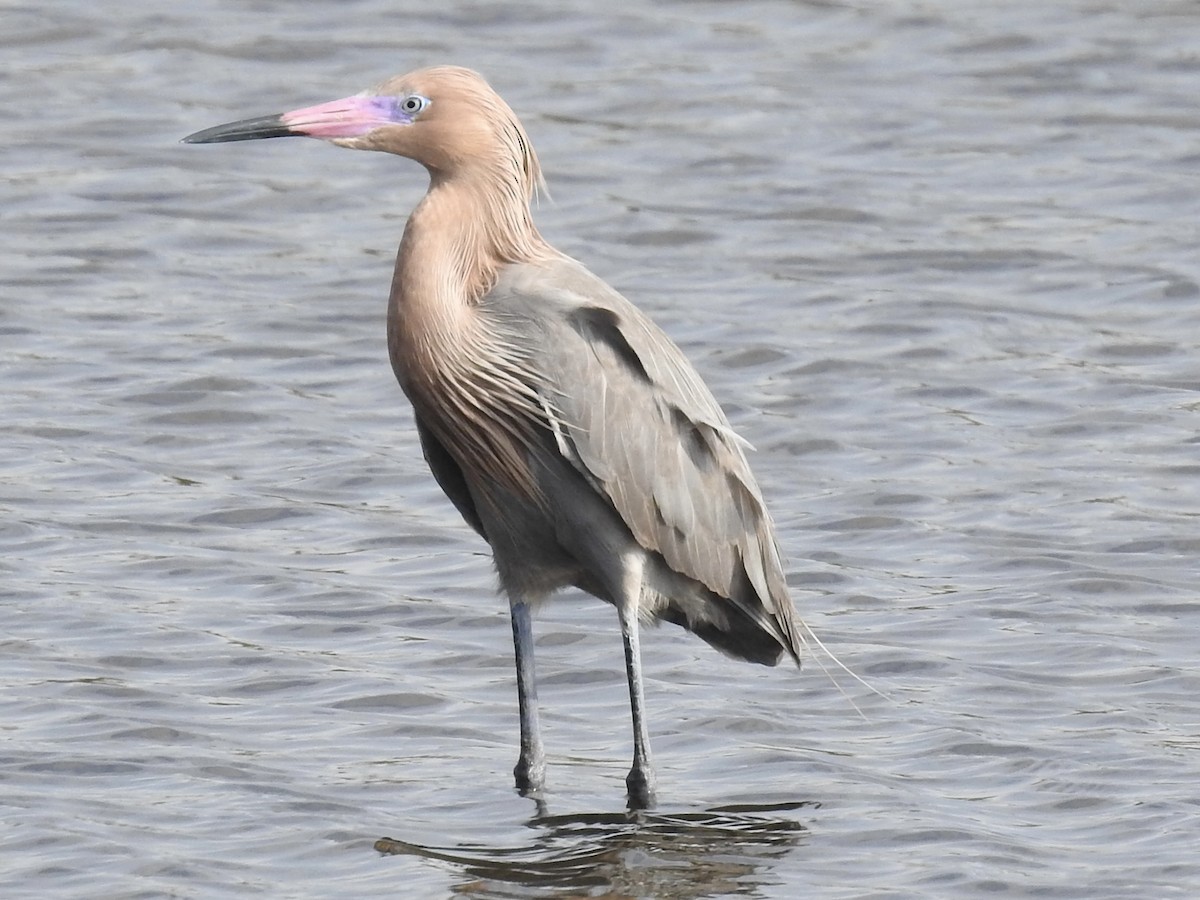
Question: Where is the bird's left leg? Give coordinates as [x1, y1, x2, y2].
[510, 599, 546, 796]
[618, 593, 657, 809]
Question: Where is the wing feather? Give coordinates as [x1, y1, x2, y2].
[489, 257, 801, 658]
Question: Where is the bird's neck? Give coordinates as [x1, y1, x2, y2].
[394, 169, 547, 306]
[386, 169, 548, 392]
[385, 170, 554, 502]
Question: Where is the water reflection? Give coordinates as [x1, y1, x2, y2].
[375, 802, 813, 898]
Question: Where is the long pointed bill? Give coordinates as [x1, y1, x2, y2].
[182, 95, 412, 144]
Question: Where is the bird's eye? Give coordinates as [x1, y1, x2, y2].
[400, 95, 429, 116]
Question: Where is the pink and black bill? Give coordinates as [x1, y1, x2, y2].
[182, 94, 422, 144]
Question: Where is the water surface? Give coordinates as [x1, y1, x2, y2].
[3, 1, 1199, 896]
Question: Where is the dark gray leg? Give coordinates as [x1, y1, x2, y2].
[618, 602, 657, 809]
[510, 600, 545, 795]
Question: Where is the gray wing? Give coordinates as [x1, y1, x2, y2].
[490, 257, 801, 659]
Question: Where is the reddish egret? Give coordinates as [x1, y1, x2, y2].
[184, 66, 803, 808]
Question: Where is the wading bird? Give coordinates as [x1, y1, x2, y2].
[184, 66, 803, 808]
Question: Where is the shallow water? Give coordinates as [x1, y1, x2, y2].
[3, 1, 1200, 897]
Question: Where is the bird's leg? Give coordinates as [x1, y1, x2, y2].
[510, 599, 546, 796]
[618, 600, 657, 809]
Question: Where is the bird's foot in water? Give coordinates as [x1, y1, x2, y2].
[625, 764, 657, 810]
[514, 753, 546, 797]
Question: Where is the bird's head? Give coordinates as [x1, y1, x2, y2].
[183, 66, 542, 196]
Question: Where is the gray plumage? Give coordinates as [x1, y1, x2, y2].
[471, 257, 801, 665]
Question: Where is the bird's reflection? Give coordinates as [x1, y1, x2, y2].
[375, 801, 813, 898]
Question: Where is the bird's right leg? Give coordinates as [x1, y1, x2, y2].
[510, 599, 546, 795]
[618, 597, 657, 809]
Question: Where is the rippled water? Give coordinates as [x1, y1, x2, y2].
[4, 1, 1199, 897]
